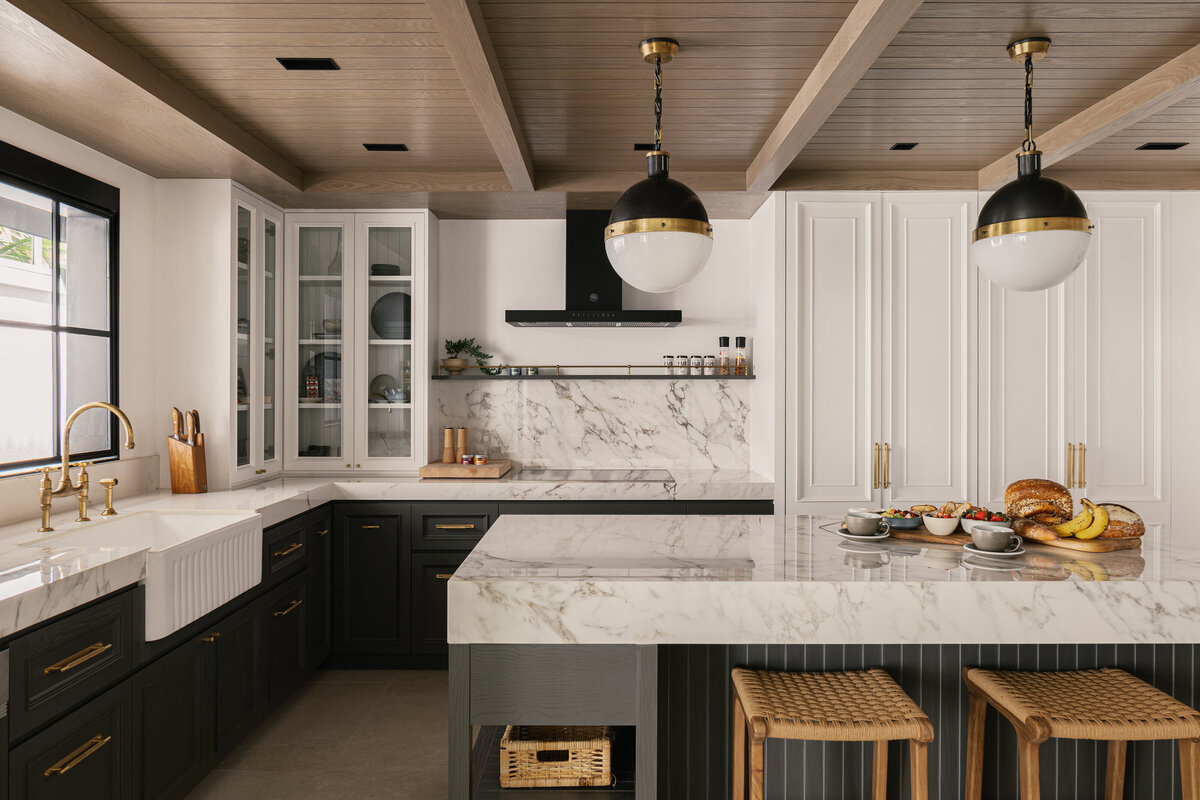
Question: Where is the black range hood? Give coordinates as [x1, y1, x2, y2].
[505, 210, 682, 328]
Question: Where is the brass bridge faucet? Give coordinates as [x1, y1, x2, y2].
[38, 402, 135, 533]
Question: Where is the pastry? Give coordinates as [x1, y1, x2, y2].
[1012, 517, 1062, 542]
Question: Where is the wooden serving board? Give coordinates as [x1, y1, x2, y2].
[418, 459, 512, 479]
[887, 527, 1141, 553]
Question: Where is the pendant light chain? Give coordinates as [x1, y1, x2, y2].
[654, 54, 663, 150]
[1022, 53, 1036, 152]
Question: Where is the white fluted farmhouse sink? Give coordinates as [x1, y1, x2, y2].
[22, 510, 262, 640]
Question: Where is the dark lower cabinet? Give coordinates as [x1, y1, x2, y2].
[410, 552, 467, 655]
[131, 639, 206, 800]
[263, 575, 309, 709]
[10, 682, 132, 800]
[207, 601, 262, 759]
[332, 504, 408, 653]
[307, 507, 333, 667]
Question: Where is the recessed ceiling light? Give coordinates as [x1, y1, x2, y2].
[276, 57, 340, 71]
[1136, 142, 1188, 150]
[890, 142, 919, 151]
[633, 143, 656, 151]
[363, 143, 409, 152]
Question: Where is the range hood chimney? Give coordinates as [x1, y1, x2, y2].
[505, 210, 682, 327]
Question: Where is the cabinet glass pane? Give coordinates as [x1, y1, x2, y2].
[235, 206, 251, 467]
[365, 226, 414, 460]
[297, 226, 343, 459]
[263, 218, 276, 463]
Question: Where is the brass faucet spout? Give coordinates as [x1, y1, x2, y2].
[53, 402, 135, 495]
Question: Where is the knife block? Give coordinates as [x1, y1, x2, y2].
[168, 437, 208, 493]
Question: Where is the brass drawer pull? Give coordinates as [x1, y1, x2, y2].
[315, 528, 329, 536]
[272, 542, 303, 558]
[43, 642, 112, 676]
[361, 524, 381, 530]
[434, 523, 476, 530]
[435, 573, 454, 580]
[201, 633, 221, 643]
[1079, 442, 1087, 488]
[43, 734, 111, 778]
[273, 599, 303, 617]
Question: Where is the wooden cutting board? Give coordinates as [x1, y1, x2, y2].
[418, 459, 512, 479]
[886, 527, 1141, 552]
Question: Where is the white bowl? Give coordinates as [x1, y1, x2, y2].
[960, 517, 1013, 536]
[922, 515, 961, 536]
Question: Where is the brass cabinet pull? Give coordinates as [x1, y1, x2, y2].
[201, 633, 221, 644]
[361, 524, 381, 530]
[43, 642, 112, 676]
[1079, 443, 1087, 488]
[273, 599, 303, 617]
[255, 469, 267, 475]
[272, 542, 303, 558]
[1067, 443, 1076, 488]
[43, 734, 111, 778]
[434, 523, 475, 530]
[882, 443, 891, 489]
[435, 573, 454, 580]
[872, 443, 880, 490]
[315, 529, 329, 537]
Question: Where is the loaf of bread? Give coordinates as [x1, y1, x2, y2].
[1012, 517, 1061, 542]
[1098, 503, 1146, 538]
[1005, 479, 1073, 520]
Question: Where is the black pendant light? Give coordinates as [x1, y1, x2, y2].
[604, 38, 714, 294]
[972, 37, 1093, 292]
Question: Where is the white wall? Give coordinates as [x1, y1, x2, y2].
[0, 106, 160, 523]
[748, 194, 785, 485]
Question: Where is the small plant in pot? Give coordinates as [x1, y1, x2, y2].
[443, 338, 495, 375]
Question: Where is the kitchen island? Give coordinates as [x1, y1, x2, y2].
[447, 514, 1200, 799]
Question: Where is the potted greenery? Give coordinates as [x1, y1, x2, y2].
[443, 338, 494, 375]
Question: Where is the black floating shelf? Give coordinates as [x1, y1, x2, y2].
[432, 373, 755, 380]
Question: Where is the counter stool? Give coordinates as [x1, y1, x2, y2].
[731, 667, 933, 800]
[963, 667, 1200, 800]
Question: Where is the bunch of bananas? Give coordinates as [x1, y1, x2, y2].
[1052, 499, 1109, 540]
[1063, 559, 1110, 581]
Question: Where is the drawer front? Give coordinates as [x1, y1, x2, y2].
[412, 502, 496, 550]
[9, 591, 134, 743]
[263, 517, 307, 583]
[10, 681, 132, 800]
[410, 552, 466, 654]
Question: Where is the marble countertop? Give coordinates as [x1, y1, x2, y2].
[0, 469, 770, 642]
[448, 514, 1200, 645]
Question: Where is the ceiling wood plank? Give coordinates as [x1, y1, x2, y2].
[745, 0, 925, 192]
[7, 0, 302, 188]
[424, 0, 535, 191]
[977, 42, 1200, 190]
[304, 171, 513, 192]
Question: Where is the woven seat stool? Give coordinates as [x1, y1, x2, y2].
[963, 667, 1200, 800]
[731, 667, 933, 800]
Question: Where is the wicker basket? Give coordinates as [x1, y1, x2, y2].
[499, 725, 614, 788]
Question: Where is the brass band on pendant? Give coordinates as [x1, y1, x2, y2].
[604, 217, 714, 239]
[972, 216, 1092, 243]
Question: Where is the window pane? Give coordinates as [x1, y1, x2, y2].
[0, 327, 54, 462]
[60, 333, 112, 455]
[59, 204, 110, 331]
[0, 181, 53, 325]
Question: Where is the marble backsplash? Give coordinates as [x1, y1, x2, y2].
[437, 379, 751, 469]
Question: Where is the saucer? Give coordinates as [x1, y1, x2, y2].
[961, 555, 1023, 573]
[962, 542, 1024, 558]
[833, 528, 891, 542]
[836, 540, 891, 554]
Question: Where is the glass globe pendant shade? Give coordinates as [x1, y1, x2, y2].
[605, 152, 713, 293]
[973, 151, 1092, 292]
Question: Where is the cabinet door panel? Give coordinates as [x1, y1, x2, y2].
[133, 639, 207, 800]
[882, 194, 975, 505]
[1074, 197, 1165, 513]
[332, 506, 408, 652]
[410, 552, 465, 655]
[308, 507, 333, 666]
[786, 194, 881, 510]
[263, 575, 308, 709]
[208, 603, 262, 759]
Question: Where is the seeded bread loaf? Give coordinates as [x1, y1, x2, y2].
[1005, 479, 1073, 520]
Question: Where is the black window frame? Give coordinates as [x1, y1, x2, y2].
[0, 140, 120, 474]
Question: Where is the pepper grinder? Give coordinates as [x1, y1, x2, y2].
[455, 427, 468, 463]
[442, 427, 455, 463]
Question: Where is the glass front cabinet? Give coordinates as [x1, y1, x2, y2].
[284, 212, 433, 472]
[232, 188, 284, 484]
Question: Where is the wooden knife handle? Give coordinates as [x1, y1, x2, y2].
[184, 411, 196, 444]
[190, 409, 201, 435]
[171, 407, 182, 439]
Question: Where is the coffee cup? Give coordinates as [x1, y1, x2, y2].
[843, 511, 890, 537]
[971, 524, 1022, 553]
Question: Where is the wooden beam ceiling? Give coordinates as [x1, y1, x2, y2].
[424, 0, 535, 191]
[978, 41, 1200, 190]
[745, 0, 925, 192]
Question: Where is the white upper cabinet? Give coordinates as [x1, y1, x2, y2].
[881, 194, 976, 506]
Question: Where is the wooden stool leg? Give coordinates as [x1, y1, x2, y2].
[909, 740, 929, 800]
[872, 740, 888, 800]
[1104, 740, 1126, 800]
[1017, 736, 1041, 800]
[732, 697, 745, 800]
[1180, 739, 1200, 800]
[749, 736, 765, 800]
[965, 692, 987, 800]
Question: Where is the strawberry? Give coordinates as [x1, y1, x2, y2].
[974, 511, 986, 520]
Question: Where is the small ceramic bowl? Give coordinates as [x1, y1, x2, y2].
[883, 515, 922, 530]
[922, 515, 961, 536]
[960, 517, 1013, 536]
